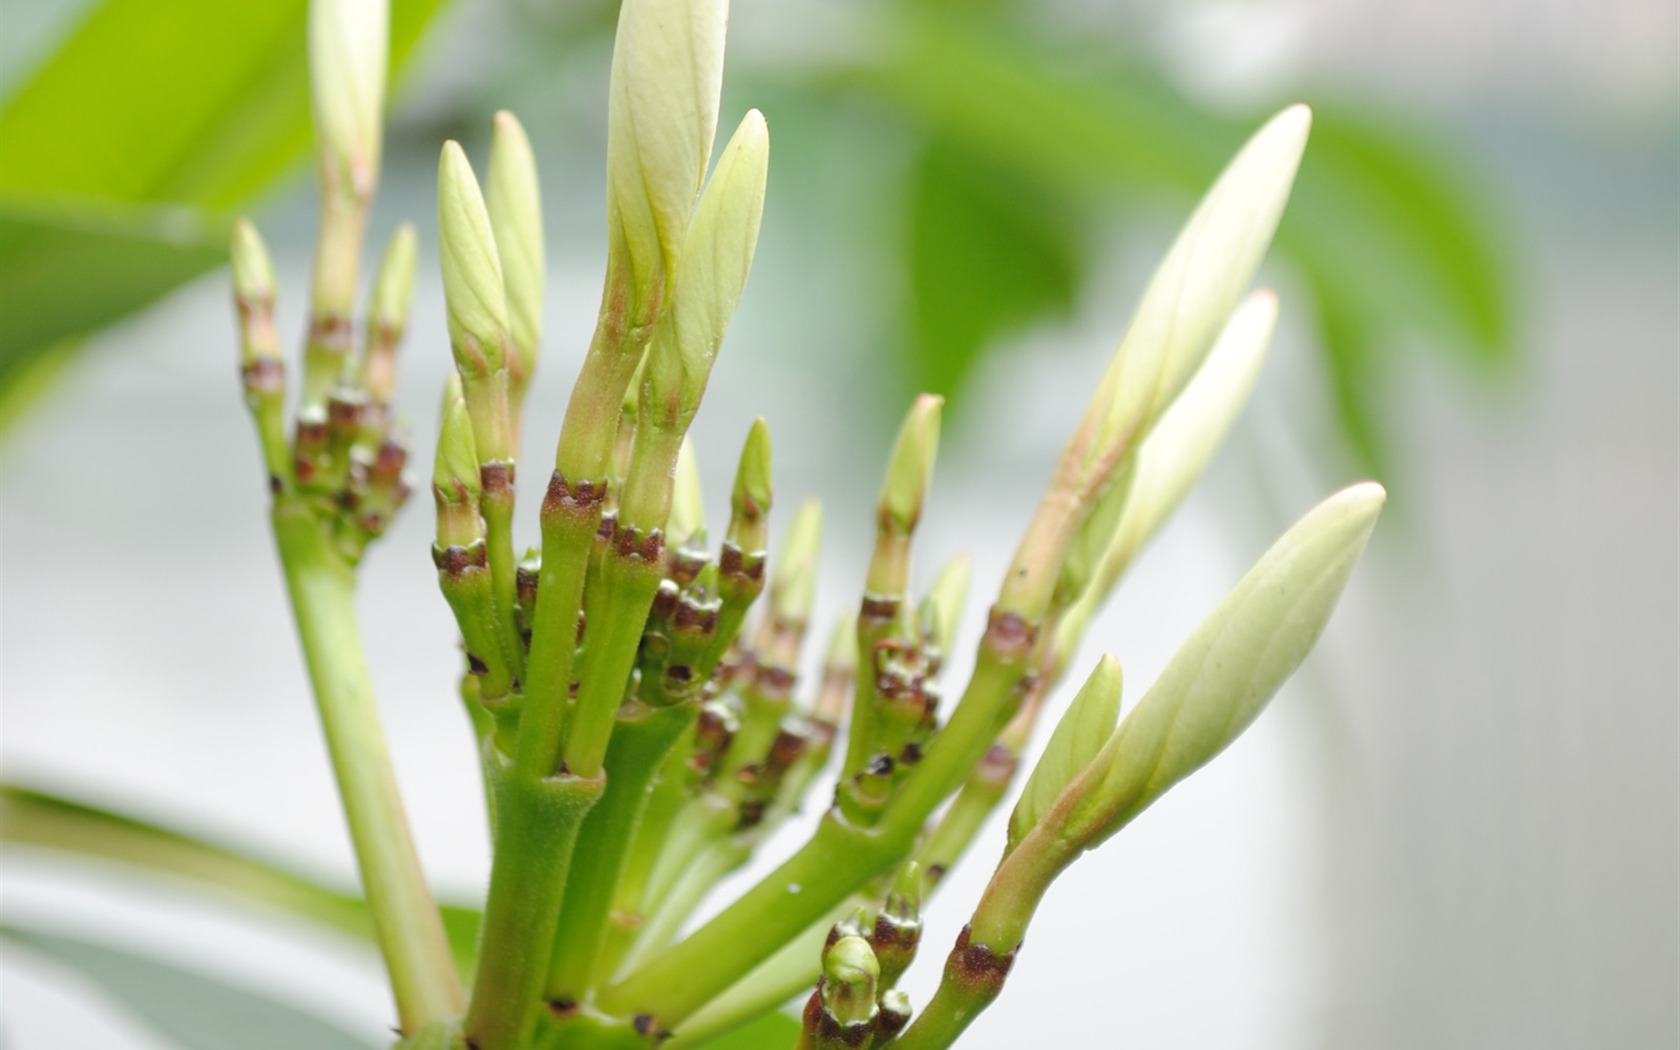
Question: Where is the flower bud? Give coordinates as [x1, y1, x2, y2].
[486, 111, 544, 389]
[998, 107, 1308, 622]
[605, 0, 730, 323]
[767, 499, 823, 631]
[638, 110, 770, 441]
[231, 219, 277, 316]
[727, 417, 773, 553]
[1007, 655, 1121, 853]
[820, 934, 879, 1028]
[437, 140, 511, 379]
[918, 554, 971, 662]
[1079, 106, 1308, 487]
[308, 0, 387, 200]
[363, 222, 418, 405]
[1069, 482, 1384, 846]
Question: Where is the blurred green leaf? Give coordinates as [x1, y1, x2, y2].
[0, 0, 451, 420]
[0, 201, 226, 392]
[905, 136, 1084, 400]
[0, 783, 480, 976]
[813, 7, 1518, 471]
[2, 922, 378, 1050]
[0, 0, 448, 208]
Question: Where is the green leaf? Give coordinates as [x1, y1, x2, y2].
[0, 200, 226, 391]
[0, 783, 480, 976]
[0, 0, 448, 209]
[1, 922, 379, 1050]
[904, 135, 1084, 400]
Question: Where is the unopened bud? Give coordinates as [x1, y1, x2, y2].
[604, 0, 729, 323]
[487, 110, 544, 390]
[308, 0, 387, 201]
[437, 140, 511, 379]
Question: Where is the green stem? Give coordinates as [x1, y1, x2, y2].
[463, 768, 602, 1050]
[547, 704, 694, 1002]
[600, 813, 900, 1027]
[604, 605, 1035, 1026]
[563, 537, 666, 779]
[481, 470, 526, 685]
[270, 501, 461, 1034]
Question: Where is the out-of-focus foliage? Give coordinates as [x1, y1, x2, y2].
[0, 0, 1516, 473]
[807, 5, 1518, 475]
[0, 0, 449, 417]
[1, 923, 378, 1050]
[0, 784, 481, 974]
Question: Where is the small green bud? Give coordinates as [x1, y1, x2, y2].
[370, 221, 419, 334]
[1069, 482, 1384, 846]
[437, 140, 511, 379]
[668, 435, 707, 549]
[918, 553, 972, 660]
[878, 394, 942, 537]
[604, 0, 729, 322]
[821, 934, 880, 1028]
[308, 0, 387, 200]
[768, 499, 823, 629]
[433, 378, 481, 501]
[433, 378, 483, 549]
[363, 222, 418, 405]
[486, 110, 544, 387]
[728, 417, 773, 550]
[1007, 654, 1122, 852]
[231, 218, 277, 314]
[638, 110, 770, 439]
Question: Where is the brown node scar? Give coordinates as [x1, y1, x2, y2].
[982, 607, 1037, 659]
[542, 471, 605, 517]
[859, 594, 899, 623]
[949, 924, 1017, 988]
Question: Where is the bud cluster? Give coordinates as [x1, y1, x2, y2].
[229, 3, 1384, 1049]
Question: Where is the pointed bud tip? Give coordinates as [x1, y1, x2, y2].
[230, 219, 275, 301]
[880, 394, 943, 532]
[371, 222, 420, 327]
[732, 418, 774, 515]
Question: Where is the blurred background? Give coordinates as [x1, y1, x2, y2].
[1, 0, 1675, 1047]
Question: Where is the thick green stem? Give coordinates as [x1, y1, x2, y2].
[270, 501, 461, 1034]
[547, 705, 694, 1002]
[464, 768, 602, 1050]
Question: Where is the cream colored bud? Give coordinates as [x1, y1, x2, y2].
[638, 110, 769, 436]
[1069, 482, 1384, 846]
[605, 0, 730, 320]
[1074, 106, 1309, 494]
[437, 141, 511, 378]
[487, 111, 544, 383]
[308, 0, 388, 199]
